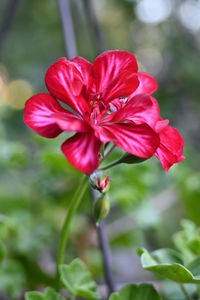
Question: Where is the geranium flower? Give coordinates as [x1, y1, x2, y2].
[24, 50, 184, 174]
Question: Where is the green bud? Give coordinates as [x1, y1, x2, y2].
[93, 194, 110, 225]
[119, 153, 147, 164]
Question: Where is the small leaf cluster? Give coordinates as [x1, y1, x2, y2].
[26, 258, 162, 300]
[138, 219, 200, 299]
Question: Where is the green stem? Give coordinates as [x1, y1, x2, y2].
[180, 284, 192, 300]
[98, 159, 121, 171]
[56, 175, 88, 290]
[100, 144, 116, 164]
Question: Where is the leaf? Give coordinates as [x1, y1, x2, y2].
[59, 258, 100, 299]
[173, 219, 200, 264]
[0, 239, 5, 262]
[109, 284, 162, 300]
[26, 292, 44, 300]
[0, 259, 26, 298]
[138, 248, 200, 283]
[44, 288, 65, 300]
[25, 288, 64, 300]
[162, 280, 196, 300]
[187, 256, 200, 278]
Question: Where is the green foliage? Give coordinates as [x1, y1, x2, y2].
[138, 248, 200, 284]
[0, 259, 26, 298]
[173, 219, 200, 264]
[0, 239, 5, 262]
[59, 258, 100, 299]
[25, 287, 64, 300]
[109, 283, 162, 300]
[162, 281, 196, 300]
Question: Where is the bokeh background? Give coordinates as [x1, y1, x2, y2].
[0, 0, 200, 299]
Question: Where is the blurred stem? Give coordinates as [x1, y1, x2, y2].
[58, 0, 77, 59]
[0, 0, 20, 57]
[56, 176, 88, 290]
[82, 0, 106, 54]
[99, 159, 121, 171]
[91, 188, 115, 296]
[100, 144, 116, 164]
[180, 284, 192, 300]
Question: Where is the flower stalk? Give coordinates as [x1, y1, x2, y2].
[91, 188, 115, 296]
[180, 284, 192, 300]
[56, 175, 88, 290]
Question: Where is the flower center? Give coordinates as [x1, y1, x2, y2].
[89, 93, 107, 125]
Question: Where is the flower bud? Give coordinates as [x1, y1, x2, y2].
[119, 153, 147, 164]
[90, 171, 110, 193]
[93, 194, 110, 225]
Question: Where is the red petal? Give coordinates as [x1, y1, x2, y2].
[71, 56, 94, 91]
[103, 71, 139, 103]
[131, 73, 158, 97]
[52, 113, 91, 133]
[24, 93, 87, 138]
[155, 119, 169, 132]
[96, 122, 160, 158]
[94, 50, 138, 93]
[45, 58, 90, 116]
[102, 94, 160, 128]
[61, 132, 101, 174]
[24, 93, 66, 138]
[155, 125, 185, 171]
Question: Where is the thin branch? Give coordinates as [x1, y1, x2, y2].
[91, 188, 115, 296]
[180, 284, 192, 300]
[100, 144, 116, 165]
[0, 0, 20, 57]
[58, 0, 77, 59]
[82, 0, 106, 54]
[99, 159, 121, 171]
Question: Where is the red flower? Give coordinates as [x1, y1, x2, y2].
[24, 50, 184, 174]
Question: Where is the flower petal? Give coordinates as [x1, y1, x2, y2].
[155, 125, 185, 171]
[52, 113, 91, 133]
[103, 71, 139, 103]
[24, 93, 87, 138]
[131, 72, 158, 97]
[61, 132, 101, 174]
[155, 119, 169, 133]
[97, 122, 160, 158]
[45, 58, 90, 116]
[71, 56, 94, 91]
[24, 93, 67, 138]
[94, 50, 138, 93]
[102, 94, 160, 128]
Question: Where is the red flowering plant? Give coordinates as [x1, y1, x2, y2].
[24, 50, 184, 175]
[24, 51, 185, 300]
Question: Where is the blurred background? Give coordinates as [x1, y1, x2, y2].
[0, 0, 199, 299]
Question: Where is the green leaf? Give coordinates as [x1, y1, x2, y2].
[173, 219, 200, 264]
[138, 248, 200, 283]
[0, 239, 5, 262]
[25, 291, 44, 300]
[25, 288, 64, 300]
[0, 259, 26, 298]
[44, 288, 65, 300]
[59, 258, 100, 299]
[109, 284, 162, 300]
[187, 256, 200, 278]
